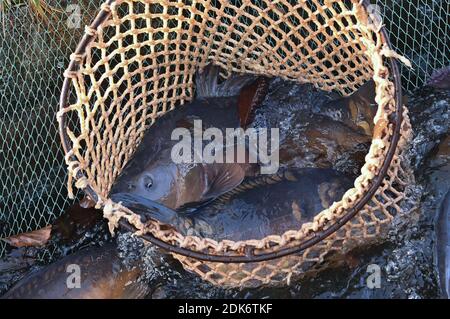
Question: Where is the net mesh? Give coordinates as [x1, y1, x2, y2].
[374, 0, 449, 89]
[0, 0, 103, 255]
[57, 0, 411, 288]
[0, 0, 448, 264]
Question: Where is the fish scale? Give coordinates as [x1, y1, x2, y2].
[180, 168, 353, 241]
[210, 170, 293, 208]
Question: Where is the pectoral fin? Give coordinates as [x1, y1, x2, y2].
[196, 64, 256, 98]
[202, 163, 246, 200]
[175, 198, 216, 214]
[356, 120, 372, 135]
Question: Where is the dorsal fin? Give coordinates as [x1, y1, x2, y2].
[195, 64, 256, 98]
[238, 76, 270, 128]
[209, 169, 288, 209]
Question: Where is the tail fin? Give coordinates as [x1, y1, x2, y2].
[195, 64, 256, 98]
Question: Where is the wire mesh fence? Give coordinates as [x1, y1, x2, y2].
[0, 0, 448, 257]
[0, 0, 102, 255]
[374, 0, 449, 89]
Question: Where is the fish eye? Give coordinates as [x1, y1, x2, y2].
[143, 176, 153, 189]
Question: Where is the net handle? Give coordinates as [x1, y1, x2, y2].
[58, 0, 404, 263]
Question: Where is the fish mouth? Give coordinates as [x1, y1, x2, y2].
[110, 193, 179, 226]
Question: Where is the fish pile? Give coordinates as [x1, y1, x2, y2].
[2, 64, 380, 298]
[110, 64, 375, 241]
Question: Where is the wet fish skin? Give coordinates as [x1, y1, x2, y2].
[252, 79, 374, 176]
[251, 78, 338, 132]
[112, 168, 353, 241]
[110, 65, 260, 211]
[252, 79, 376, 136]
[1, 243, 149, 299]
[319, 80, 376, 135]
[279, 114, 371, 176]
[437, 190, 450, 298]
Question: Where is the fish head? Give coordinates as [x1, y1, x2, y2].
[349, 80, 377, 135]
[321, 81, 377, 135]
[112, 156, 210, 210]
[129, 162, 179, 207]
